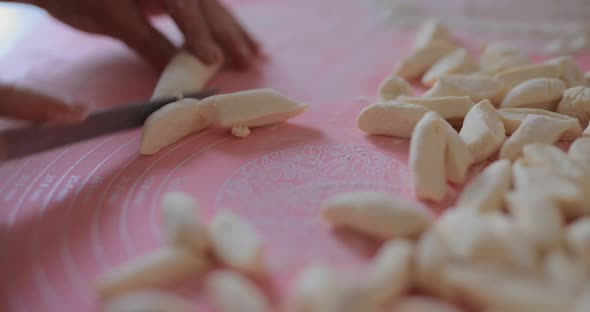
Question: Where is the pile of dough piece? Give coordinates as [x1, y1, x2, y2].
[141, 52, 308, 155]
[358, 18, 590, 203]
[96, 191, 271, 312]
[97, 21, 590, 312]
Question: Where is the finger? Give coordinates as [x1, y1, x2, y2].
[102, 1, 177, 70]
[164, 0, 223, 65]
[239, 26, 261, 56]
[0, 86, 89, 124]
[200, 0, 257, 69]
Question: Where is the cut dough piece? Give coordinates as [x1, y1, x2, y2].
[456, 159, 511, 213]
[557, 86, 590, 124]
[397, 95, 474, 127]
[200, 88, 308, 128]
[208, 211, 264, 275]
[566, 217, 590, 263]
[423, 75, 502, 103]
[160, 192, 208, 253]
[585, 123, 590, 136]
[435, 210, 535, 271]
[395, 40, 458, 80]
[390, 297, 463, 312]
[543, 250, 587, 295]
[479, 43, 531, 75]
[422, 49, 478, 87]
[512, 160, 589, 218]
[459, 100, 505, 163]
[377, 75, 413, 101]
[101, 290, 192, 312]
[505, 191, 564, 253]
[573, 287, 590, 312]
[206, 270, 271, 312]
[321, 191, 432, 240]
[569, 137, 590, 170]
[497, 108, 582, 141]
[414, 19, 450, 48]
[96, 247, 209, 299]
[500, 78, 566, 110]
[410, 112, 448, 202]
[495, 63, 561, 101]
[499, 115, 571, 160]
[415, 229, 453, 299]
[522, 143, 590, 184]
[367, 240, 413, 305]
[152, 51, 220, 99]
[285, 264, 339, 312]
[442, 120, 472, 184]
[545, 55, 589, 88]
[442, 263, 570, 312]
[140, 99, 209, 155]
[356, 101, 430, 138]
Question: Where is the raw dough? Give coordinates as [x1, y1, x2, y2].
[499, 115, 572, 160]
[152, 51, 220, 100]
[395, 40, 457, 80]
[442, 119, 472, 184]
[101, 290, 192, 312]
[459, 100, 505, 163]
[140, 99, 209, 155]
[414, 19, 451, 48]
[160, 192, 208, 253]
[356, 101, 430, 138]
[494, 63, 561, 100]
[200, 88, 308, 128]
[545, 55, 589, 88]
[377, 75, 413, 101]
[423, 75, 502, 103]
[497, 108, 582, 141]
[557, 86, 590, 124]
[500, 78, 566, 110]
[368, 240, 413, 305]
[397, 95, 474, 127]
[422, 49, 478, 86]
[455, 159, 511, 213]
[206, 270, 271, 312]
[409, 112, 448, 202]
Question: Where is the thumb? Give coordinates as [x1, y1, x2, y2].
[0, 85, 89, 124]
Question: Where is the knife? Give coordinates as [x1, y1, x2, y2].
[0, 89, 216, 162]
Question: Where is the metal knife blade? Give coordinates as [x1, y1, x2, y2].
[0, 89, 216, 162]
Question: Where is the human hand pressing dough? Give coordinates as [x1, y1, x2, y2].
[2, 0, 259, 124]
[22, 0, 259, 70]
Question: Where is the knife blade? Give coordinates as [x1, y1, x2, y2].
[0, 89, 217, 162]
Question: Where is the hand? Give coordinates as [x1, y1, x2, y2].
[0, 84, 88, 124]
[23, 0, 260, 69]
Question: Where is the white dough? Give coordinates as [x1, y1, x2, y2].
[199, 88, 308, 128]
[321, 191, 432, 240]
[499, 115, 572, 160]
[423, 75, 502, 103]
[410, 112, 448, 202]
[497, 108, 582, 141]
[152, 51, 220, 100]
[208, 210, 264, 274]
[442, 119, 472, 184]
[160, 192, 208, 253]
[356, 101, 430, 138]
[459, 100, 505, 163]
[455, 159, 511, 213]
[140, 99, 209, 155]
[395, 40, 458, 80]
[101, 290, 192, 312]
[500, 78, 566, 110]
[422, 49, 478, 86]
[206, 270, 271, 312]
[95, 247, 209, 299]
[545, 55, 589, 88]
[397, 95, 474, 127]
[377, 75, 413, 101]
[414, 19, 451, 48]
[557, 86, 590, 124]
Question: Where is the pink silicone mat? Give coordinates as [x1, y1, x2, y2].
[0, 0, 588, 311]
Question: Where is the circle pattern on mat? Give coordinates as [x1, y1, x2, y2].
[215, 144, 412, 270]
